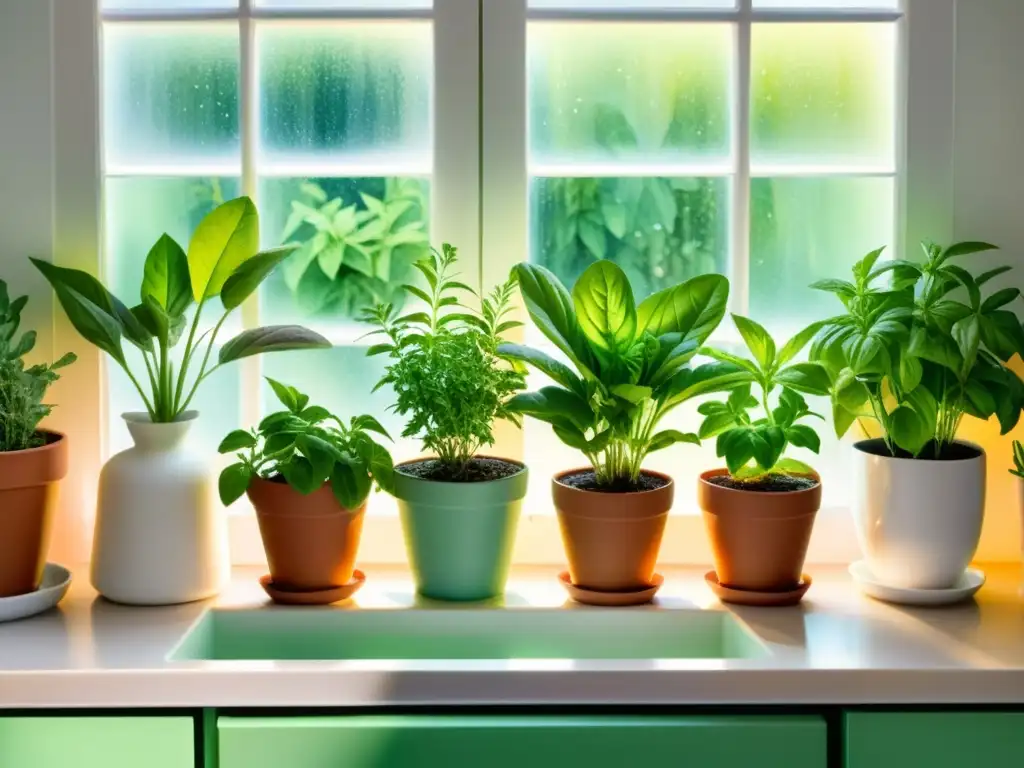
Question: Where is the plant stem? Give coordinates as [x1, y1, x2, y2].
[176, 311, 229, 417]
[119, 360, 156, 419]
[173, 298, 207, 414]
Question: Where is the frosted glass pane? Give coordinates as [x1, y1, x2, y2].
[261, 347, 419, 462]
[749, 176, 895, 326]
[529, 23, 732, 163]
[258, 23, 431, 161]
[531, 176, 728, 301]
[755, 1, 897, 8]
[259, 176, 430, 326]
[751, 23, 896, 167]
[531, 1, 734, 7]
[104, 24, 239, 168]
[257, 1, 430, 7]
[105, 177, 241, 309]
[104, 0, 236, 9]
[106, 351, 241, 459]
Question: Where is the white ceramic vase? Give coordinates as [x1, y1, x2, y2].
[852, 438, 985, 590]
[91, 411, 229, 605]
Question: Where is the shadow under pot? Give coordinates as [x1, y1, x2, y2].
[392, 457, 527, 602]
[698, 468, 821, 592]
[0, 432, 68, 598]
[852, 438, 984, 590]
[553, 468, 673, 592]
[247, 475, 365, 591]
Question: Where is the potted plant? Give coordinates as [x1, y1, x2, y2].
[697, 314, 830, 600]
[1011, 441, 1024, 567]
[0, 281, 75, 598]
[811, 242, 1024, 590]
[363, 243, 527, 601]
[33, 196, 331, 605]
[217, 379, 394, 604]
[500, 260, 747, 599]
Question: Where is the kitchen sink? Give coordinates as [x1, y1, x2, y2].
[170, 607, 768, 662]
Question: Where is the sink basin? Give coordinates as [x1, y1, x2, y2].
[170, 608, 768, 661]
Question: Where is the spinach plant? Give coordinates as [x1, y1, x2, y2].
[699, 315, 830, 478]
[33, 197, 330, 423]
[363, 244, 525, 480]
[217, 379, 395, 509]
[810, 242, 1024, 458]
[0, 281, 75, 451]
[500, 261, 749, 489]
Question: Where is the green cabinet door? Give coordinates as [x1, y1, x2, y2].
[219, 715, 826, 768]
[0, 716, 193, 768]
[846, 712, 1024, 768]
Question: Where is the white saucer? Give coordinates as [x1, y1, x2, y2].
[849, 560, 984, 606]
[0, 564, 72, 623]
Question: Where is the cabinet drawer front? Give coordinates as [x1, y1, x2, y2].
[0, 716, 194, 768]
[846, 712, 1024, 768]
[220, 715, 826, 768]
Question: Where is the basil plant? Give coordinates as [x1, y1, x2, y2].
[33, 197, 331, 423]
[499, 261, 749, 489]
[810, 241, 1024, 458]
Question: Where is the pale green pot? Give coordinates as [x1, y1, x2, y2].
[393, 459, 527, 602]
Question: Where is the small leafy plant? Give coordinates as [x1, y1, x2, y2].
[699, 315, 830, 480]
[500, 261, 749, 490]
[1011, 441, 1024, 480]
[281, 179, 429, 318]
[810, 242, 1024, 458]
[362, 243, 525, 481]
[217, 379, 395, 509]
[33, 197, 330, 423]
[0, 281, 76, 452]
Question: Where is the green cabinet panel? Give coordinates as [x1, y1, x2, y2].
[0, 716, 193, 768]
[219, 715, 826, 768]
[846, 712, 1024, 768]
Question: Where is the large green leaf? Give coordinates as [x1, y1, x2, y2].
[646, 333, 700, 387]
[188, 196, 259, 300]
[732, 314, 775, 371]
[220, 245, 298, 310]
[647, 429, 700, 454]
[497, 342, 587, 399]
[775, 363, 831, 396]
[889, 405, 929, 456]
[938, 241, 999, 264]
[141, 233, 192, 317]
[280, 456, 320, 495]
[218, 325, 331, 364]
[777, 322, 825, 368]
[132, 297, 187, 349]
[908, 326, 962, 372]
[32, 260, 125, 363]
[505, 386, 594, 433]
[514, 263, 597, 377]
[637, 273, 729, 345]
[572, 260, 637, 351]
[951, 314, 981, 376]
[658, 362, 753, 411]
[980, 310, 1024, 362]
[218, 463, 253, 506]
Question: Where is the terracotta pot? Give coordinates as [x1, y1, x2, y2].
[0, 432, 68, 598]
[698, 469, 820, 592]
[553, 468, 673, 591]
[247, 475, 366, 591]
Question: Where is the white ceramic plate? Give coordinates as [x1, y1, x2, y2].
[849, 560, 984, 606]
[0, 564, 72, 623]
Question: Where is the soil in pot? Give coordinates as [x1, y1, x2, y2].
[699, 468, 820, 594]
[0, 432, 68, 598]
[248, 475, 365, 592]
[398, 457, 522, 483]
[856, 438, 981, 462]
[553, 468, 673, 592]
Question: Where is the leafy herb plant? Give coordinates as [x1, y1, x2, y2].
[1011, 441, 1024, 480]
[500, 261, 749, 490]
[0, 281, 75, 452]
[810, 242, 1024, 458]
[281, 179, 429, 318]
[33, 197, 330, 423]
[363, 243, 525, 481]
[217, 378, 395, 509]
[699, 315, 830, 480]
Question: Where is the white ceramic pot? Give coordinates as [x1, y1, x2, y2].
[852, 438, 985, 590]
[91, 411, 229, 605]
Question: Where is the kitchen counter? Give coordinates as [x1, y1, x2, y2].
[1, 565, 1023, 709]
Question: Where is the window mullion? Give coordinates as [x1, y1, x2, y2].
[731, 0, 753, 318]
[239, 0, 261, 428]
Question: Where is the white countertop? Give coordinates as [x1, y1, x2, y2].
[1, 565, 1023, 709]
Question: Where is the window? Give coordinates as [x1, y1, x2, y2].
[51, 0, 947, 564]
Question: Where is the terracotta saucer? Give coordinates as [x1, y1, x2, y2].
[558, 571, 664, 606]
[259, 569, 366, 606]
[705, 571, 811, 607]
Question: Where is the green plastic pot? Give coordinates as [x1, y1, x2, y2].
[393, 458, 527, 601]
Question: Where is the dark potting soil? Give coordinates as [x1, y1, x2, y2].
[398, 457, 524, 483]
[559, 470, 669, 493]
[708, 474, 818, 493]
[856, 437, 982, 461]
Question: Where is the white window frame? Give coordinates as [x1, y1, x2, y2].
[48, 0, 955, 567]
